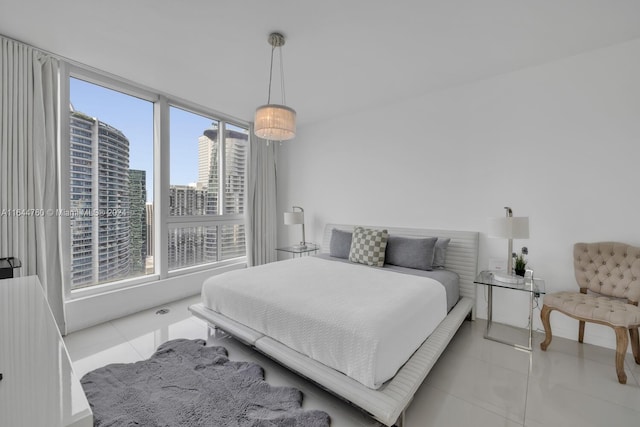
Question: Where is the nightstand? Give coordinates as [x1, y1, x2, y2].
[276, 243, 320, 258]
[474, 270, 546, 352]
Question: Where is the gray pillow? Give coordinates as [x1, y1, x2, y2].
[433, 238, 451, 268]
[385, 236, 438, 270]
[329, 229, 352, 259]
[348, 226, 389, 267]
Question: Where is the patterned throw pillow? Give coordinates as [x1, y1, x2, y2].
[348, 226, 389, 267]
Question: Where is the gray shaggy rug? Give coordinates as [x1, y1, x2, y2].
[81, 338, 331, 426]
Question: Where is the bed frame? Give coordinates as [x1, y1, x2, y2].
[189, 224, 478, 426]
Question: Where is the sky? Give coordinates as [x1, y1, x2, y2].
[70, 78, 220, 202]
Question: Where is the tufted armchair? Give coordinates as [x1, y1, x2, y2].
[540, 242, 640, 384]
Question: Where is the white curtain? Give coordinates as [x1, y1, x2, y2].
[246, 126, 278, 266]
[1, 37, 65, 332]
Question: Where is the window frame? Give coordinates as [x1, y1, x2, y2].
[165, 103, 248, 275]
[61, 65, 249, 301]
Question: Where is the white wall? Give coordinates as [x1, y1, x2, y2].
[277, 38, 640, 351]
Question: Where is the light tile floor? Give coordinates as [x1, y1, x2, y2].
[64, 295, 640, 427]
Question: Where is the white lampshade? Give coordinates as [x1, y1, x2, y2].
[284, 211, 304, 225]
[254, 104, 296, 141]
[488, 217, 529, 239]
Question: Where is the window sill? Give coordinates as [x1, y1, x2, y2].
[64, 260, 246, 334]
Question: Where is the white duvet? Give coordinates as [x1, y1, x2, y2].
[201, 256, 447, 389]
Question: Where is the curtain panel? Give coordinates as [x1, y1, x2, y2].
[1, 36, 65, 332]
[246, 127, 278, 266]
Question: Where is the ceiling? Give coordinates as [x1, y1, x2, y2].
[2, 0, 640, 126]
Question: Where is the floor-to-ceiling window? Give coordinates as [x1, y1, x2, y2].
[68, 77, 154, 289]
[167, 106, 247, 272]
[63, 70, 248, 296]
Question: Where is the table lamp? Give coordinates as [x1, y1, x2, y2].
[284, 206, 307, 249]
[488, 206, 529, 282]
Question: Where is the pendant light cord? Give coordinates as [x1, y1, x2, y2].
[280, 47, 286, 105]
[267, 45, 275, 104]
[266, 44, 287, 105]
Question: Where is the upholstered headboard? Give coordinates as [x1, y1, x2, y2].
[321, 224, 479, 303]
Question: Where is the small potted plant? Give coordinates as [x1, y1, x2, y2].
[513, 246, 528, 276]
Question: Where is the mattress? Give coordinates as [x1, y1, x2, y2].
[314, 253, 460, 311]
[201, 256, 447, 389]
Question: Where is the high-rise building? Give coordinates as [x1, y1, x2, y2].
[205, 134, 219, 215]
[197, 126, 216, 190]
[168, 224, 209, 269]
[69, 108, 131, 288]
[128, 169, 147, 275]
[168, 127, 247, 269]
[223, 130, 247, 215]
[167, 184, 211, 269]
[221, 130, 247, 260]
[200, 127, 248, 215]
[69, 116, 246, 278]
[169, 185, 206, 216]
[69, 111, 96, 286]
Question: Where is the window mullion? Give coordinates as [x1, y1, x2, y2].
[217, 122, 225, 261]
[156, 96, 170, 279]
[166, 214, 243, 225]
[218, 121, 226, 216]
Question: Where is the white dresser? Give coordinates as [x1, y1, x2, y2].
[0, 276, 93, 427]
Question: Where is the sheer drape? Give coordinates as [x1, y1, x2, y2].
[1, 37, 65, 332]
[246, 127, 278, 266]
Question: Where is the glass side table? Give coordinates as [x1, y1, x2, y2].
[474, 270, 546, 352]
[275, 243, 320, 258]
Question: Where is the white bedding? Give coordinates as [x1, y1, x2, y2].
[201, 256, 447, 389]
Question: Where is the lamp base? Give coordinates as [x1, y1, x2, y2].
[292, 243, 307, 250]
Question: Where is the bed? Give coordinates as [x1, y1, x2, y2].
[189, 224, 478, 426]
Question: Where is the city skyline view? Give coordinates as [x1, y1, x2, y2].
[69, 78, 248, 289]
[70, 78, 219, 197]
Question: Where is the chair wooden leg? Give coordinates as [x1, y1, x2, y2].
[540, 305, 553, 351]
[578, 320, 585, 343]
[630, 327, 640, 365]
[614, 327, 628, 384]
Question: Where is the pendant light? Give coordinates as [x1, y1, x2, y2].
[254, 32, 296, 141]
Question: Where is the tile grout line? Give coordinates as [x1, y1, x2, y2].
[108, 319, 147, 360]
[427, 381, 525, 425]
[534, 351, 640, 416]
[624, 355, 640, 387]
[521, 351, 533, 427]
